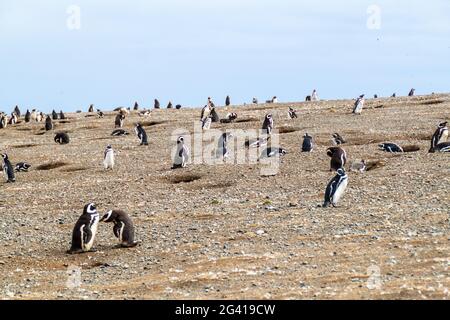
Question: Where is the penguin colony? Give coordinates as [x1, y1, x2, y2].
[0, 90, 448, 254]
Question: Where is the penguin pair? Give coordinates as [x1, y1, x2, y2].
[353, 95, 365, 114]
[135, 123, 148, 145]
[430, 122, 448, 152]
[1, 154, 16, 183]
[68, 204, 138, 254]
[262, 114, 274, 135]
[327, 147, 347, 171]
[172, 136, 189, 169]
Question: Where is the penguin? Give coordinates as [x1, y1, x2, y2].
[139, 110, 151, 117]
[0, 114, 7, 129]
[220, 113, 238, 123]
[200, 104, 211, 122]
[350, 160, 366, 173]
[245, 136, 270, 149]
[175, 104, 182, 110]
[8, 112, 17, 125]
[429, 142, 450, 153]
[15, 162, 32, 172]
[392, 93, 396, 98]
[323, 168, 348, 208]
[45, 115, 53, 131]
[262, 114, 274, 135]
[302, 133, 313, 152]
[408, 88, 415, 97]
[352, 95, 365, 114]
[88, 104, 94, 113]
[305, 96, 312, 102]
[327, 147, 347, 172]
[378, 143, 403, 153]
[272, 96, 278, 103]
[260, 147, 287, 158]
[111, 129, 129, 136]
[100, 210, 138, 248]
[172, 136, 189, 169]
[1, 154, 16, 183]
[167, 101, 173, 109]
[25, 110, 31, 123]
[202, 116, 212, 130]
[67, 203, 100, 254]
[331, 133, 346, 145]
[133, 102, 139, 111]
[210, 107, 220, 123]
[430, 122, 448, 152]
[225, 95, 231, 106]
[59, 110, 66, 120]
[374, 94, 378, 99]
[135, 123, 148, 145]
[207, 97, 215, 108]
[288, 107, 298, 119]
[14, 105, 21, 117]
[97, 111, 104, 118]
[252, 97, 258, 104]
[54, 132, 70, 145]
[30, 109, 37, 122]
[52, 110, 58, 120]
[216, 132, 233, 159]
[154, 99, 160, 109]
[115, 113, 125, 128]
[311, 90, 319, 101]
[37, 112, 44, 122]
[103, 145, 115, 170]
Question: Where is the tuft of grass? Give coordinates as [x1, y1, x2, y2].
[211, 199, 220, 205]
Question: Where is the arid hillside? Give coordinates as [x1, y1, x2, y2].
[0, 94, 449, 300]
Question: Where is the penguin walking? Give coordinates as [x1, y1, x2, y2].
[172, 136, 189, 169]
[15, 162, 32, 172]
[353, 95, 365, 114]
[225, 95, 231, 106]
[45, 115, 53, 131]
[327, 147, 347, 171]
[115, 113, 125, 128]
[135, 123, 148, 145]
[302, 133, 314, 152]
[323, 168, 348, 208]
[54, 132, 70, 144]
[52, 110, 59, 120]
[408, 88, 415, 97]
[262, 114, 274, 135]
[216, 133, 233, 159]
[111, 129, 129, 136]
[331, 133, 346, 145]
[430, 122, 448, 152]
[429, 142, 450, 153]
[67, 203, 100, 254]
[379, 143, 403, 153]
[103, 145, 115, 170]
[100, 210, 138, 248]
[1, 154, 16, 183]
[288, 107, 298, 119]
[25, 110, 31, 123]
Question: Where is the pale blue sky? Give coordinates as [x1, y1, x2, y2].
[1, 0, 449, 112]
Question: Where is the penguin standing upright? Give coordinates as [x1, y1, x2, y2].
[408, 88, 415, 97]
[327, 147, 347, 171]
[8, 112, 18, 125]
[1, 154, 16, 183]
[154, 99, 160, 109]
[210, 107, 220, 123]
[311, 90, 319, 101]
[115, 113, 125, 128]
[323, 168, 348, 208]
[14, 105, 21, 117]
[88, 104, 94, 113]
[225, 95, 231, 106]
[52, 110, 58, 120]
[133, 102, 139, 111]
[216, 132, 233, 159]
[302, 133, 313, 152]
[103, 145, 115, 170]
[353, 95, 365, 114]
[135, 123, 148, 145]
[0, 114, 7, 128]
[67, 203, 100, 254]
[59, 110, 66, 120]
[167, 101, 173, 109]
[172, 136, 189, 169]
[252, 97, 258, 104]
[45, 115, 53, 131]
[430, 122, 448, 152]
[262, 114, 274, 135]
[25, 110, 31, 123]
[100, 210, 138, 248]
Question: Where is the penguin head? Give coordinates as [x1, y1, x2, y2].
[100, 210, 115, 222]
[438, 121, 448, 128]
[1, 153, 8, 160]
[304, 133, 311, 139]
[336, 168, 346, 176]
[84, 203, 97, 215]
[378, 143, 386, 150]
[106, 144, 112, 150]
[177, 136, 184, 144]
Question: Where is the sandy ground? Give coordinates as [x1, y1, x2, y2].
[0, 94, 448, 300]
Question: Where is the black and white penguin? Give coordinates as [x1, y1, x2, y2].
[54, 132, 70, 144]
[252, 97, 258, 104]
[216, 132, 233, 159]
[25, 110, 31, 123]
[408, 88, 415, 97]
[100, 210, 138, 248]
[115, 113, 125, 128]
[378, 143, 403, 153]
[67, 203, 100, 254]
[210, 107, 220, 123]
[52, 110, 58, 120]
[167, 101, 173, 109]
[429, 142, 450, 153]
[225, 95, 231, 106]
[202, 116, 212, 130]
[260, 147, 287, 158]
[0, 114, 7, 128]
[172, 136, 189, 169]
[134, 123, 148, 145]
[45, 115, 53, 131]
[311, 90, 319, 101]
[220, 112, 238, 123]
[103, 145, 115, 170]
[175, 104, 182, 110]
[332, 133, 346, 145]
[15, 162, 32, 172]
[154, 99, 160, 109]
[88, 104, 94, 113]
[327, 147, 347, 171]
[8, 112, 18, 125]
[305, 96, 312, 102]
[14, 105, 21, 117]
[302, 133, 313, 152]
[111, 129, 129, 136]
[323, 168, 348, 208]
[430, 122, 448, 152]
[59, 110, 66, 120]
[1, 154, 16, 183]
[288, 107, 298, 119]
[262, 114, 274, 135]
[353, 94, 365, 114]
